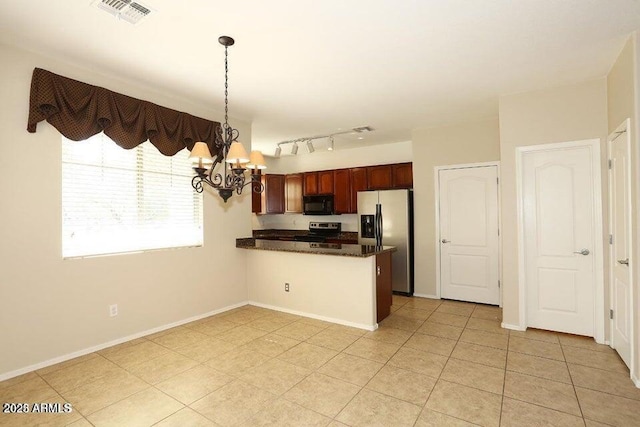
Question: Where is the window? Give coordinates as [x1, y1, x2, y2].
[62, 133, 203, 258]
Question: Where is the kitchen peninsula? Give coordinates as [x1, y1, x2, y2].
[237, 238, 396, 330]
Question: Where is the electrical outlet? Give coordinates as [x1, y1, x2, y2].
[284, 283, 290, 292]
[109, 304, 118, 317]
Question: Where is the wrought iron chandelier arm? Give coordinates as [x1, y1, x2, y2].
[249, 174, 265, 193]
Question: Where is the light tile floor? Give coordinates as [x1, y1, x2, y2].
[1, 296, 639, 426]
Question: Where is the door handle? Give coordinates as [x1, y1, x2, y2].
[573, 249, 590, 256]
[441, 239, 450, 244]
[618, 258, 629, 265]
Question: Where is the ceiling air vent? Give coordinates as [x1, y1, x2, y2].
[94, 0, 151, 25]
[352, 126, 374, 133]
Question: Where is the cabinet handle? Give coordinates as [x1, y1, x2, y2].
[377, 266, 381, 276]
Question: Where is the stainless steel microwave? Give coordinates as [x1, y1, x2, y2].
[303, 195, 334, 215]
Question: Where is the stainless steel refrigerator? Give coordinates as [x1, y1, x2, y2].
[357, 189, 414, 295]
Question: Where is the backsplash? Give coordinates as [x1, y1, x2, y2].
[252, 213, 359, 231]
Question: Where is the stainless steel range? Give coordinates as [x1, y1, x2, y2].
[294, 222, 341, 243]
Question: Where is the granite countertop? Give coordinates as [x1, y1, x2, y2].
[252, 229, 358, 243]
[236, 238, 396, 258]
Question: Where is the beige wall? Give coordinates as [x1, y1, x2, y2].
[498, 79, 609, 329]
[0, 43, 252, 377]
[607, 34, 639, 382]
[411, 118, 501, 297]
[246, 250, 377, 329]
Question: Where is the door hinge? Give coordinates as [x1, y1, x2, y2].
[610, 309, 614, 320]
[498, 280, 501, 288]
[609, 234, 613, 245]
[496, 177, 499, 185]
[498, 228, 500, 236]
[608, 159, 612, 169]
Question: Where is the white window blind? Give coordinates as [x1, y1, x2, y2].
[62, 133, 203, 258]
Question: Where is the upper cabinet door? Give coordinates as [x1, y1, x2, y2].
[350, 168, 368, 213]
[318, 170, 334, 195]
[265, 174, 285, 214]
[392, 162, 413, 188]
[304, 172, 318, 195]
[367, 165, 393, 190]
[333, 169, 351, 214]
[285, 173, 303, 213]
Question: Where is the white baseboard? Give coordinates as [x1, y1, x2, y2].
[412, 293, 439, 300]
[501, 322, 526, 331]
[248, 301, 377, 332]
[0, 301, 248, 382]
[633, 374, 640, 389]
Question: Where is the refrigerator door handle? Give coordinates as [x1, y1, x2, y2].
[374, 205, 379, 243]
[379, 208, 383, 244]
[375, 203, 383, 247]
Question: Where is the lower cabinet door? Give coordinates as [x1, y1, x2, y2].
[376, 252, 392, 322]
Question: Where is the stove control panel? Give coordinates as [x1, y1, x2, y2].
[309, 222, 341, 232]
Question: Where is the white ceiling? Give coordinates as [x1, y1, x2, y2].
[1, 1, 639, 155]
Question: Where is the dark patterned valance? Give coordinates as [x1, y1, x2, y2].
[27, 68, 219, 156]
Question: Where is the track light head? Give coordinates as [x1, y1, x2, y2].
[306, 140, 315, 153]
[291, 142, 299, 155]
[274, 146, 282, 157]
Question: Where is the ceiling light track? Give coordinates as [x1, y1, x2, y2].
[274, 126, 373, 157]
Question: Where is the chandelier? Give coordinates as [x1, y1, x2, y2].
[189, 36, 266, 202]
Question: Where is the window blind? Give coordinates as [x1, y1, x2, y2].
[62, 133, 203, 258]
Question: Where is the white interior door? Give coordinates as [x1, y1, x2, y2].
[522, 144, 598, 336]
[609, 120, 632, 368]
[439, 166, 500, 305]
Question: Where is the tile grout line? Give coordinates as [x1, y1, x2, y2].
[391, 298, 499, 426]
[245, 307, 415, 423]
[506, 335, 588, 421]
[332, 296, 420, 424]
[11, 302, 636, 426]
[241, 318, 356, 424]
[52, 307, 266, 424]
[403, 300, 508, 426]
[417, 301, 488, 427]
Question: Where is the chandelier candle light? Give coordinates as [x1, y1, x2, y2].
[189, 36, 266, 202]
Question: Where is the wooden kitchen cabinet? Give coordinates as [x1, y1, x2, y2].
[349, 167, 368, 213]
[349, 168, 369, 213]
[304, 172, 318, 195]
[255, 162, 412, 215]
[318, 170, 334, 195]
[392, 162, 413, 188]
[376, 251, 392, 322]
[285, 174, 303, 213]
[254, 174, 285, 214]
[251, 171, 263, 214]
[367, 165, 393, 190]
[333, 169, 351, 214]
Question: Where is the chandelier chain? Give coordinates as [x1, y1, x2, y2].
[224, 45, 229, 134]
